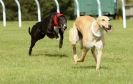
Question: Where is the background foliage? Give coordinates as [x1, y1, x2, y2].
[0, 0, 133, 21]
[0, 0, 73, 21]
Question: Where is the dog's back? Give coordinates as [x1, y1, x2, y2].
[74, 16, 94, 35]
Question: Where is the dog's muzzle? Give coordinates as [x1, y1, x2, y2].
[103, 25, 112, 32]
[64, 25, 67, 30]
[61, 25, 67, 32]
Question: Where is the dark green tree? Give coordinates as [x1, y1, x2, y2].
[0, 0, 74, 21]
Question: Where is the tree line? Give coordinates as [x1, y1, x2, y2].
[0, 0, 133, 21]
[0, 0, 74, 21]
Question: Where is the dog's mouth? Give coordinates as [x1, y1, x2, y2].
[102, 25, 112, 32]
[60, 26, 67, 32]
[61, 28, 65, 32]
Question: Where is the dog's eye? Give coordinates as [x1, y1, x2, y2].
[108, 19, 111, 21]
[102, 19, 105, 21]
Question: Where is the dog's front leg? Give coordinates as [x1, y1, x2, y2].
[95, 40, 103, 70]
[59, 31, 63, 48]
[96, 49, 102, 71]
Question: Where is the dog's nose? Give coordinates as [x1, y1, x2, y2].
[109, 25, 112, 28]
[65, 26, 67, 29]
[63, 25, 67, 30]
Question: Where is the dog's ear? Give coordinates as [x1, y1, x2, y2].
[96, 17, 100, 25]
[96, 17, 100, 22]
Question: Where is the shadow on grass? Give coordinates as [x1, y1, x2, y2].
[31, 52, 68, 58]
[45, 53, 68, 58]
[73, 65, 108, 70]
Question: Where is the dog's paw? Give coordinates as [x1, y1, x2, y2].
[96, 67, 100, 71]
[74, 55, 78, 64]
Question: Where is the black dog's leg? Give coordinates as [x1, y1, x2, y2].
[29, 39, 37, 56]
[59, 30, 64, 48]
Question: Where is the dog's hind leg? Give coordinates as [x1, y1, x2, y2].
[80, 39, 83, 49]
[72, 44, 78, 64]
[77, 48, 89, 62]
[69, 27, 79, 64]
[29, 39, 37, 56]
[69, 29, 78, 63]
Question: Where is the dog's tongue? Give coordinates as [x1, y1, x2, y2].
[106, 27, 112, 32]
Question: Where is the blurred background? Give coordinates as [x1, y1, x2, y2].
[0, 0, 133, 21]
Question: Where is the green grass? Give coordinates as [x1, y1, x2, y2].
[0, 20, 133, 84]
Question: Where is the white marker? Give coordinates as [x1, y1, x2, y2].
[97, 0, 102, 16]
[35, 0, 41, 22]
[0, 0, 6, 27]
[54, 0, 60, 13]
[74, 0, 80, 18]
[121, 0, 126, 29]
[15, 0, 22, 28]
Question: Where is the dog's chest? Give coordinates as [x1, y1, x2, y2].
[86, 37, 103, 49]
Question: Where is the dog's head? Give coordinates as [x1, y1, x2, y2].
[97, 16, 112, 32]
[58, 15, 67, 32]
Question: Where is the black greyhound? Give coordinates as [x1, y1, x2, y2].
[28, 12, 67, 55]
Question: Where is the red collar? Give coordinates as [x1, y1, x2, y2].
[53, 13, 64, 26]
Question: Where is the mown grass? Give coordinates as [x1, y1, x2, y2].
[0, 20, 133, 84]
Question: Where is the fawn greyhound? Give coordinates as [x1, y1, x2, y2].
[69, 16, 112, 70]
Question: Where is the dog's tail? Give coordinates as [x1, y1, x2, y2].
[28, 27, 31, 35]
[69, 24, 79, 45]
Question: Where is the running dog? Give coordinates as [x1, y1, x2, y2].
[69, 16, 112, 70]
[28, 12, 67, 55]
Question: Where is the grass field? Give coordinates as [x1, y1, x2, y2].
[0, 20, 133, 84]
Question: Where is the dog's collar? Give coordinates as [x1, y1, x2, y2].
[91, 21, 102, 37]
[53, 13, 64, 26]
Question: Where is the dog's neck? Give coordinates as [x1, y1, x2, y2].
[91, 21, 103, 37]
